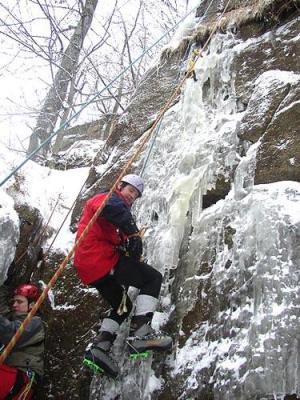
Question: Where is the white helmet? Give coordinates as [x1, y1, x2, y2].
[121, 174, 144, 196]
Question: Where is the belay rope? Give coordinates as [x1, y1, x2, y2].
[18, 371, 35, 400]
[0, 0, 232, 365]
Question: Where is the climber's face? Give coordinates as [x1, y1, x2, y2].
[119, 184, 140, 206]
[12, 294, 30, 313]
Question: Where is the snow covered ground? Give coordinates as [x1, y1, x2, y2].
[0, 147, 89, 283]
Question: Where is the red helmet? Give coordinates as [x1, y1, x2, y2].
[14, 284, 40, 302]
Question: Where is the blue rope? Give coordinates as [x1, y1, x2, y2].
[140, 119, 163, 178]
[0, 4, 199, 188]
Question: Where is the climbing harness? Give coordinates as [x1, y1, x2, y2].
[0, 0, 232, 366]
[117, 226, 148, 315]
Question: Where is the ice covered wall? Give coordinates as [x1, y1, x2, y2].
[138, 30, 241, 272]
[171, 180, 300, 399]
[0, 189, 19, 285]
[132, 18, 300, 400]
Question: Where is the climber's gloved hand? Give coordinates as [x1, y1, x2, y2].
[126, 235, 143, 260]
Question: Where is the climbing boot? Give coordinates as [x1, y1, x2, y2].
[127, 315, 173, 357]
[83, 331, 120, 378]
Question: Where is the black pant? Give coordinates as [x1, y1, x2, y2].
[91, 255, 162, 325]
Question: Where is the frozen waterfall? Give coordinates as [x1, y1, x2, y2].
[90, 28, 300, 400]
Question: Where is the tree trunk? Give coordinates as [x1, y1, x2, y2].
[27, 0, 99, 159]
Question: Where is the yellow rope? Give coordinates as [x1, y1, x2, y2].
[185, 1, 232, 79]
[17, 372, 35, 400]
[0, 0, 231, 366]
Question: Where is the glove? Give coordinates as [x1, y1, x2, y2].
[121, 217, 139, 236]
[126, 235, 143, 260]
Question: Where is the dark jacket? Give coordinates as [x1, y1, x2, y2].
[74, 190, 139, 284]
[0, 312, 45, 377]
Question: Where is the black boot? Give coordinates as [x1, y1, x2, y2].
[84, 331, 120, 378]
[127, 314, 172, 355]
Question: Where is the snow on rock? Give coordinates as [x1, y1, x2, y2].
[232, 16, 300, 103]
[0, 148, 89, 255]
[166, 14, 198, 51]
[54, 139, 104, 169]
[238, 70, 300, 143]
[0, 189, 19, 285]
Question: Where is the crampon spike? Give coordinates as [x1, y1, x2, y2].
[129, 351, 150, 360]
[83, 358, 104, 374]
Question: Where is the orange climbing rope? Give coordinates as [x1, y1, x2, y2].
[0, 0, 232, 365]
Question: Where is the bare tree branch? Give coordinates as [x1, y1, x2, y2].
[27, 0, 99, 157]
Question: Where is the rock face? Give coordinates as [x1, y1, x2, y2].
[0, 190, 19, 285]
[54, 117, 113, 153]
[50, 117, 114, 169]
[233, 16, 300, 185]
[30, 252, 103, 400]
[7, 204, 45, 286]
[233, 17, 300, 104]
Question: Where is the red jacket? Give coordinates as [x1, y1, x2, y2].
[74, 191, 137, 284]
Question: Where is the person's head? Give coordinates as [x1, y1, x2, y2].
[12, 283, 40, 314]
[118, 174, 144, 205]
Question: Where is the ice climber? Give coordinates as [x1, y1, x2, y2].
[0, 283, 45, 399]
[74, 174, 172, 377]
[185, 47, 200, 82]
